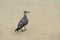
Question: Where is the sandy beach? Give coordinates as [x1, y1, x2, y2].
[0, 0, 60, 40]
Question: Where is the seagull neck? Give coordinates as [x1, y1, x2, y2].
[24, 13, 27, 17]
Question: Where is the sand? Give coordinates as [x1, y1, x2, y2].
[0, 0, 60, 40]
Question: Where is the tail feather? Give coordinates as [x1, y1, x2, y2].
[15, 28, 20, 31]
[15, 26, 23, 32]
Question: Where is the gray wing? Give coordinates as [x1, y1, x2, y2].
[18, 17, 28, 26]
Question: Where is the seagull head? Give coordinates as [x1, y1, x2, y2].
[24, 11, 30, 13]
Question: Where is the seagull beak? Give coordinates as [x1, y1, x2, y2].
[27, 12, 30, 13]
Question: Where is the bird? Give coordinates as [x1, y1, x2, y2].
[15, 11, 30, 32]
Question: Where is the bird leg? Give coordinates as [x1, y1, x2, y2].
[21, 26, 26, 32]
[24, 26, 27, 31]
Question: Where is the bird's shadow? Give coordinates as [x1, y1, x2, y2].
[13, 29, 28, 35]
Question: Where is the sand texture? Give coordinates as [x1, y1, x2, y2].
[0, 0, 60, 40]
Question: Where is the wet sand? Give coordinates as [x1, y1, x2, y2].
[0, 0, 60, 40]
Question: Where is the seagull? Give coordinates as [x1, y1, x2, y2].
[15, 11, 30, 32]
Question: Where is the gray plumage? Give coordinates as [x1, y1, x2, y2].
[15, 11, 30, 32]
